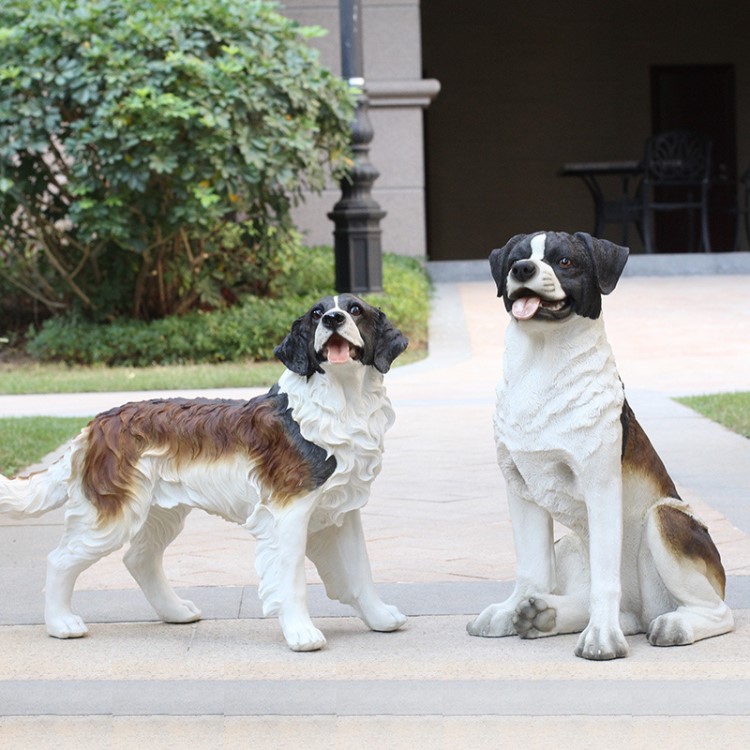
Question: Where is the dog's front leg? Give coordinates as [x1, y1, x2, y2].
[575, 474, 629, 660]
[468, 490, 555, 637]
[307, 509, 407, 632]
[246, 497, 326, 652]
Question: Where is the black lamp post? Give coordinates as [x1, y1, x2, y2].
[328, 0, 385, 293]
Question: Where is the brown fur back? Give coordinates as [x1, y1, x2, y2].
[621, 400, 678, 499]
[81, 396, 335, 524]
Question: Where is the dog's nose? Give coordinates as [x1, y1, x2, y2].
[322, 310, 346, 330]
[511, 260, 537, 283]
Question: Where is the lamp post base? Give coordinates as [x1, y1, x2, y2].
[329, 205, 386, 293]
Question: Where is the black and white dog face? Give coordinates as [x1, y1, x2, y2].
[489, 231, 629, 322]
[275, 294, 408, 378]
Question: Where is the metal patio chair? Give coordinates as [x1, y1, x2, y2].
[639, 130, 713, 253]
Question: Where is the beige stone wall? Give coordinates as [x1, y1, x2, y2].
[281, 0, 436, 257]
[281, 1, 750, 261]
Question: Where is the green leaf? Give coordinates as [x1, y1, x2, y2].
[0, 0, 355, 322]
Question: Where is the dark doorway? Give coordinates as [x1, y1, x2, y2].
[650, 65, 737, 252]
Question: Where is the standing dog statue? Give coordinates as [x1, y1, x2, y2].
[0, 294, 408, 652]
[467, 231, 733, 659]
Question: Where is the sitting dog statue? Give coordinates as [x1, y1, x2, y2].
[0, 294, 408, 651]
[467, 231, 734, 659]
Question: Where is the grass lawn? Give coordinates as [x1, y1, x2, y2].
[0, 349, 427, 475]
[0, 348, 426, 396]
[0, 360, 285, 395]
[675, 391, 750, 439]
[0, 417, 91, 477]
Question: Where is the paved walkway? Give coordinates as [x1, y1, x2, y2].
[1, 263, 750, 748]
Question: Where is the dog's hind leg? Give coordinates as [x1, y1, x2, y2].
[123, 504, 201, 624]
[644, 503, 734, 646]
[45, 505, 133, 639]
[45, 546, 96, 639]
[306, 509, 407, 633]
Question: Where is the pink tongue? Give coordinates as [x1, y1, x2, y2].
[327, 337, 350, 364]
[512, 296, 541, 320]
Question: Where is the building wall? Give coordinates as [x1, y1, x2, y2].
[422, 0, 750, 259]
[280, 0, 437, 257]
[281, 1, 750, 261]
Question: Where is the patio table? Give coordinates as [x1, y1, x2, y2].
[559, 161, 642, 244]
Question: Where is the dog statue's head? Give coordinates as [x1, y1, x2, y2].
[274, 294, 409, 378]
[489, 231, 629, 322]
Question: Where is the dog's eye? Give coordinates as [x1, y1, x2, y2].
[349, 303, 363, 316]
[559, 257, 574, 269]
[311, 308, 324, 320]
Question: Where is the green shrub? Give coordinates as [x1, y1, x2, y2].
[0, 0, 354, 320]
[25, 247, 431, 365]
[369, 254, 431, 349]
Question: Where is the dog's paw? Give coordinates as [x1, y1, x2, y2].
[162, 599, 202, 625]
[282, 621, 327, 652]
[513, 597, 557, 638]
[647, 613, 694, 646]
[467, 602, 517, 637]
[47, 613, 88, 639]
[575, 624, 629, 660]
[360, 603, 407, 632]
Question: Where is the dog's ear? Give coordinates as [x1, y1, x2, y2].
[372, 311, 409, 374]
[574, 232, 629, 294]
[274, 316, 322, 377]
[489, 234, 528, 297]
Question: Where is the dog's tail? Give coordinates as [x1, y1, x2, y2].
[0, 450, 72, 519]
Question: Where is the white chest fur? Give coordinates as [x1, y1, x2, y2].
[495, 316, 624, 528]
[278, 364, 395, 531]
